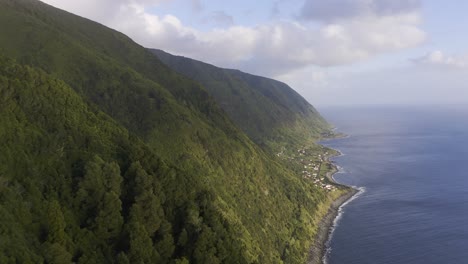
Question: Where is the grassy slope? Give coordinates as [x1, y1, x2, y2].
[0, 0, 332, 263]
[152, 49, 331, 149]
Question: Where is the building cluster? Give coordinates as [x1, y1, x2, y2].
[297, 148, 338, 191]
[301, 165, 336, 192]
[276, 146, 337, 191]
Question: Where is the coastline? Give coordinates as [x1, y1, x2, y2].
[307, 187, 358, 264]
[307, 143, 359, 264]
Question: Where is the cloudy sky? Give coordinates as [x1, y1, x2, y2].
[40, 0, 468, 106]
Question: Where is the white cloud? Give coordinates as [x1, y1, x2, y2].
[110, 6, 425, 76]
[40, 0, 426, 78]
[413, 50, 468, 68]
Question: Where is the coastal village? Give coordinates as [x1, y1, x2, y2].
[277, 145, 338, 192]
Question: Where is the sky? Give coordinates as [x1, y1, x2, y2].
[40, 0, 468, 106]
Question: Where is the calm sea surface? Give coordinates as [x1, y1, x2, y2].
[319, 106, 468, 264]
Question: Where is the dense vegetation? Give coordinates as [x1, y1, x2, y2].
[0, 0, 336, 263]
[152, 49, 331, 149]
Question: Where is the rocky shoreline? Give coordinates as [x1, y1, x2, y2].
[307, 144, 359, 264]
[307, 187, 358, 264]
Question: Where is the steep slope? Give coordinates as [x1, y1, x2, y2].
[152, 49, 331, 148]
[0, 56, 225, 263]
[0, 0, 337, 263]
[0, 0, 251, 174]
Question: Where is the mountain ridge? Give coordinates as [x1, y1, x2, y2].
[152, 48, 330, 149]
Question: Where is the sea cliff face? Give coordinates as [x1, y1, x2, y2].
[0, 0, 341, 263]
[151, 49, 331, 149]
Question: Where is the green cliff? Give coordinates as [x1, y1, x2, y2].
[0, 0, 335, 263]
[152, 49, 330, 150]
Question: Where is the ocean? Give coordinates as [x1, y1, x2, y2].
[319, 106, 468, 264]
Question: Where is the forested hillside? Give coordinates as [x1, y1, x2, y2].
[152, 49, 330, 149]
[0, 0, 338, 263]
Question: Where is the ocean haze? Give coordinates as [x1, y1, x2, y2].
[319, 105, 468, 264]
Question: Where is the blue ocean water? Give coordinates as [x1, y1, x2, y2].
[319, 106, 468, 264]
